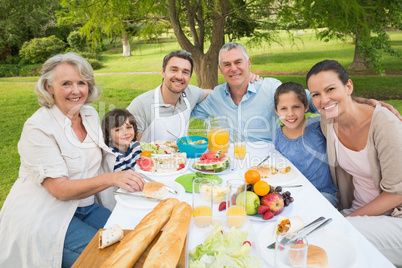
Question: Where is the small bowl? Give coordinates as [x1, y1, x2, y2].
[176, 136, 208, 158]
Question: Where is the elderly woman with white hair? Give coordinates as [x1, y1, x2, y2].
[0, 52, 145, 267]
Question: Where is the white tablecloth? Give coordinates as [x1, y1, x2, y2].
[105, 142, 394, 268]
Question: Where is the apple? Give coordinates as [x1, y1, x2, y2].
[236, 191, 260, 215]
[261, 193, 284, 215]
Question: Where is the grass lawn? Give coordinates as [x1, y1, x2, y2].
[97, 31, 402, 73]
[0, 32, 401, 208]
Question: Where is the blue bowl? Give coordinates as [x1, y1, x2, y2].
[176, 136, 209, 158]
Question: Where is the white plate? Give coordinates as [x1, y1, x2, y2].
[186, 216, 265, 267]
[258, 221, 359, 267]
[114, 181, 185, 209]
[134, 159, 189, 176]
[261, 168, 300, 186]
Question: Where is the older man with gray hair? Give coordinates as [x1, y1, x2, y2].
[191, 42, 317, 143]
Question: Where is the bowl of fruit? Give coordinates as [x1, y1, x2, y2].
[176, 136, 209, 158]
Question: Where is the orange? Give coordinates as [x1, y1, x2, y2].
[254, 181, 270, 196]
[140, 151, 152, 158]
[245, 169, 261, 185]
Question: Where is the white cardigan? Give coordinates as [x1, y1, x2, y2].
[321, 105, 402, 217]
[0, 105, 116, 267]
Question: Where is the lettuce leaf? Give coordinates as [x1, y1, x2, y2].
[189, 225, 262, 268]
[140, 143, 158, 154]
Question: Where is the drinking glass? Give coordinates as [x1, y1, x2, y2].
[234, 132, 246, 159]
[226, 179, 247, 228]
[274, 233, 308, 268]
[192, 177, 213, 227]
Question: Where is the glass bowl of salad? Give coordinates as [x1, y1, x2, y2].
[177, 136, 209, 158]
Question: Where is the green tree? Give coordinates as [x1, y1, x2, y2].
[0, 0, 61, 62]
[224, 0, 259, 43]
[165, 0, 277, 88]
[58, 0, 164, 57]
[67, 31, 87, 52]
[58, 0, 277, 88]
[19, 36, 66, 64]
[280, 0, 402, 73]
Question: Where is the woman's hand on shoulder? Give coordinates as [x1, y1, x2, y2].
[111, 169, 146, 192]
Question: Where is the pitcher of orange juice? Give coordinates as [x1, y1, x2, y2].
[204, 116, 230, 153]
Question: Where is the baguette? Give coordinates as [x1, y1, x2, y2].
[101, 198, 180, 268]
[143, 202, 192, 268]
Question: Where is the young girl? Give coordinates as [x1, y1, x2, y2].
[274, 82, 338, 207]
[102, 109, 142, 171]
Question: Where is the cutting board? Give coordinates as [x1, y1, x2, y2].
[72, 229, 186, 267]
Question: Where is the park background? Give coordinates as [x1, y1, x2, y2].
[0, 0, 401, 208]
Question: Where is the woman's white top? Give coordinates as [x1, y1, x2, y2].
[77, 134, 102, 207]
[334, 129, 391, 215]
[0, 105, 115, 267]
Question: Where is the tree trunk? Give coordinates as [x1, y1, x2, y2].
[167, 0, 227, 89]
[1, 44, 11, 62]
[348, 38, 368, 69]
[122, 32, 131, 57]
[348, 24, 370, 69]
[192, 50, 219, 89]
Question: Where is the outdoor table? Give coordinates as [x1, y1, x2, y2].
[105, 142, 394, 268]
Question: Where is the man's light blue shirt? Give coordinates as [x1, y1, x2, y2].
[191, 78, 317, 142]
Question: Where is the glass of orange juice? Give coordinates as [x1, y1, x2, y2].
[234, 132, 246, 159]
[226, 179, 247, 228]
[192, 178, 213, 227]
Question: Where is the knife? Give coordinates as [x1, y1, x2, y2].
[280, 185, 303, 188]
[139, 173, 178, 195]
[113, 191, 162, 202]
[303, 218, 332, 237]
[267, 216, 325, 249]
[285, 218, 333, 245]
[257, 155, 270, 166]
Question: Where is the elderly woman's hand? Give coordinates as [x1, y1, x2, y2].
[113, 170, 146, 192]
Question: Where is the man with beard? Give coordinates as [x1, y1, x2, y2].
[127, 50, 209, 142]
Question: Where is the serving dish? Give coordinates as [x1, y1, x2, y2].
[189, 159, 233, 175]
[186, 216, 265, 267]
[176, 136, 209, 158]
